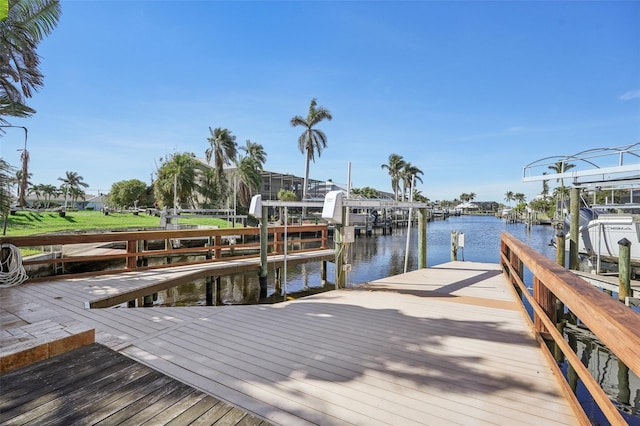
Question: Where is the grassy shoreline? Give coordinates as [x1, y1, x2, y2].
[2, 210, 234, 237]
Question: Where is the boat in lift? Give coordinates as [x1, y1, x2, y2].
[569, 204, 640, 273]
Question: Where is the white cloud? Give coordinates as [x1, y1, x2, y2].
[619, 90, 640, 101]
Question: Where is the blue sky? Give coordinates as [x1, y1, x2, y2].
[1, 0, 639, 203]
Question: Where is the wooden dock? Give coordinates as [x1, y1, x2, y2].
[0, 260, 579, 425]
[0, 343, 268, 425]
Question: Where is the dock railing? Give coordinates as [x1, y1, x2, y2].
[1, 225, 328, 282]
[500, 231, 640, 424]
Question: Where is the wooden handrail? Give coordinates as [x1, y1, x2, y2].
[500, 231, 640, 425]
[0, 224, 329, 282]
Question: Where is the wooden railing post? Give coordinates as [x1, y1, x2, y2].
[533, 277, 556, 335]
[321, 227, 328, 249]
[618, 238, 631, 303]
[126, 240, 137, 269]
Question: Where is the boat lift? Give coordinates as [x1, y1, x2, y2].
[522, 143, 640, 272]
[249, 193, 431, 297]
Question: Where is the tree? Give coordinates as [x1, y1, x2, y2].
[351, 187, 379, 199]
[240, 139, 267, 167]
[0, 0, 61, 123]
[290, 98, 332, 201]
[234, 156, 262, 209]
[514, 192, 526, 204]
[233, 140, 266, 209]
[205, 127, 237, 200]
[154, 152, 198, 208]
[400, 163, 423, 201]
[58, 170, 88, 209]
[504, 191, 514, 206]
[381, 153, 406, 201]
[547, 161, 575, 184]
[1, 159, 14, 232]
[109, 179, 148, 209]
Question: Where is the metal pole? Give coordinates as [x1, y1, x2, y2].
[259, 204, 268, 299]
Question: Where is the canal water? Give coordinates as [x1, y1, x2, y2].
[150, 214, 639, 424]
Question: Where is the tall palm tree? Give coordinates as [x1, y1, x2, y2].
[548, 161, 575, 211]
[290, 98, 332, 201]
[234, 140, 267, 209]
[504, 191, 514, 207]
[205, 127, 237, 199]
[234, 156, 262, 209]
[58, 170, 88, 208]
[400, 162, 423, 201]
[381, 153, 406, 201]
[0, 0, 61, 123]
[547, 160, 575, 184]
[240, 139, 267, 168]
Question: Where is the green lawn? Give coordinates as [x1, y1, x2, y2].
[2, 210, 235, 237]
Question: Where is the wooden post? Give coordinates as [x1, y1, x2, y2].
[0, 246, 9, 273]
[126, 240, 137, 269]
[143, 294, 153, 307]
[321, 260, 327, 286]
[450, 231, 458, 261]
[618, 360, 631, 407]
[206, 276, 213, 306]
[418, 208, 427, 269]
[274, 267, 281, 294]
[533, 276, 556, 335]
[618, 238, 632, 303]
[569, 187, 580, 270]
[555, 231, 566, 268]
[259, 205, 268, 299]
[554, 230, 566, 361]
[215, 276, 221, 305]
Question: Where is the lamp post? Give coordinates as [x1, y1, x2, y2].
[0, 125, 28, 207]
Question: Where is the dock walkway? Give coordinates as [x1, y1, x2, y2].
[1, 261, 579, 425]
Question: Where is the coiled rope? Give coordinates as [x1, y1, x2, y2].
[0, 243, 29, 288]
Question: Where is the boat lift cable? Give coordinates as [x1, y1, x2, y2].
[0, 243, 28, 287]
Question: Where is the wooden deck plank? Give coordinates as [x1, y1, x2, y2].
[150, 297, 574, 424]
[1, 261, 580, 425]
[0, 343, 269, 425]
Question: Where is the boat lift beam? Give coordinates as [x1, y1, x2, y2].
[522, 143, 640, 188]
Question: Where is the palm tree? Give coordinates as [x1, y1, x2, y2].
[58, 171, 89, 209]
[381, 153, 406, 201]
[205, 127, 237, 199]
[547, 160, 575, 184]
[548, 160, 575, 212]
[40, 183, 58, 208]
[400, 163, 423, 201]
[468, 192, 476, 202]
[0, 0, 61, 123]
[240, 139, 267, 168]
[233, 140, 267, 209]
[514, 193, 526, 204]
[504, 191, 514, 207]
[154, 152, 199, 208]
[234, 156, 262, 209]
[290, 98, 333, 201]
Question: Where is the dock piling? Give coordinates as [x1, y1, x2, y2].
[618, 238, 632, 302]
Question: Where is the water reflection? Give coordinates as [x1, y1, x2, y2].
[153, 215, 556, 306]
